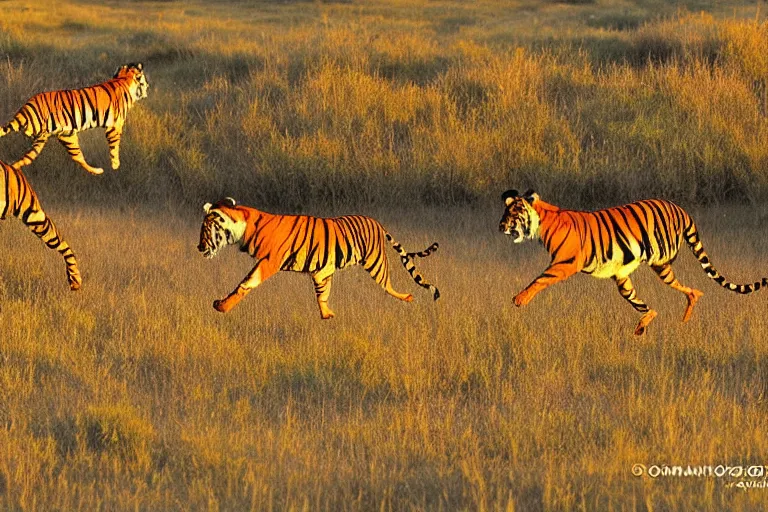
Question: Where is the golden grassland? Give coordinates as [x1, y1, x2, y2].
[0, 0, 767, 208]
[0, 0, 768, 509]
[1, 206, 768, 510]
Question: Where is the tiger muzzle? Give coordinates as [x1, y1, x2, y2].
[499, 220, 516, 237]
[197, 232, 215, 258]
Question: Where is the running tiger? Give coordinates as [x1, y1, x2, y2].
[198, 198, 440, 318]
[1, 160, 81, 290]
[0, 63, 148, 175]
[499, 189, 767, 335]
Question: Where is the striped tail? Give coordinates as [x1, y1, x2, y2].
[406, 242, 439, 259]
[684, 221, 767, 294]
[385, 233, 440, 300]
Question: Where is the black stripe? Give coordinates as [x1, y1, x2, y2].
[625, 204, 652, 260]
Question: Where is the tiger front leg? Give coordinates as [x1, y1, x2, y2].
[311, 273, 336, 319]
[213, 287, 247, 313]
[514, 261, 579, 307]
[614, 276, 657, 336]
[105, 126, 123, 170]
[213, 259, 279, 313]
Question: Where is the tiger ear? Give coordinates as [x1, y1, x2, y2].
[501, 189, 519, 206]
[203, 202, 213, 214]
[136, 62, 143, 71]
[523, 189, 539, 204]
[222, 197, 237, 207]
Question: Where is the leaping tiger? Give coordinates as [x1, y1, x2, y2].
[0, 63, 148, 175]
[499, 189, 767, 335]
[198, 198, 440, 318]
[1, 160, 81, 290]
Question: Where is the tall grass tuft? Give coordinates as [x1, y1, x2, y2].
[1, 2, 767, 209]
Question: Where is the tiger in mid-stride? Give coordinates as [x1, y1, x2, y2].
[198, 198, 440, 318]
[499, 189, 767, 335]
[0, 62, 148, 175]
[1, 160, 81, 290]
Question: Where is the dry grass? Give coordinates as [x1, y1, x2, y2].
[1, 0, 768, 509]
[0, 0, 767, 209]
[1, 204, 767, 510]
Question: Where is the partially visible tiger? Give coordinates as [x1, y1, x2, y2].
[499, 189, 767, 335]
[198, 198, 440, 318]
[0, 63, 148, 175]
[1, 160, 81, 290]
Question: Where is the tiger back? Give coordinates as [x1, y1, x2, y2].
[0, 63, 148, 175]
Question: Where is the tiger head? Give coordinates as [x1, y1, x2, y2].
[198, 197, 246, 258]
[114, 62, 149, 100]
[499, 189, 541, 243]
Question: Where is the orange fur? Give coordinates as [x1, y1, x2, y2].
[199, 198, 439, 318]
[500, 189, 767, 335]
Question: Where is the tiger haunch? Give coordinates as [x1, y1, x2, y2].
[198, 198, 440, 318]
[1, 160, 81, 290]
[499, 189, 766, 336]
[0, 63, 148, 175]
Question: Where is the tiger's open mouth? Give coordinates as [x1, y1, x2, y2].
[199, 243, 220, 259]
[500, 225, 524, 243]
[198, 238, 219, 259]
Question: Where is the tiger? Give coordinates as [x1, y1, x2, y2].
[198, 198, 440, 318]
[499, 189, 767, 335]
[1, 160, 81, 290]
[0, 62, 148, 175]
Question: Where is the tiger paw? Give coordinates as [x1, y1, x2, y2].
[514, 290, 533, 307]
[86, 167, 104, 175]
[213, 298, 235, 313]
[111, 161, 120, 170]
[634, 310, 658, 336]
[68, 275, 82, 291]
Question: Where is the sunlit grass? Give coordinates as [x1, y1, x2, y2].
[1, 0, 768, 509]
[1, 204, 767, 510]
[0, 0, 767, 208]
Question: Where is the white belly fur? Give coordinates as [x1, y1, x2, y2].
[590, 258, 642, 279]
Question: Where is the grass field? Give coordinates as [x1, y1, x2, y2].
[1, 0, 768, 510]
[1, 205, 767, 510]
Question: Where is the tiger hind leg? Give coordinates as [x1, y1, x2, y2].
[60, 244, 82, 291]
[381, 274, 413, 302]
[364, 256, 413, 302]
[11, 134, 50, 169]
[651, 264, 703, 323]
[57, 134, 104, 175]
[614, 275, 657, 336]
[386, 284, 413, 302]
[26, 213, 82, 290]
[311, 273, 336, 319]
